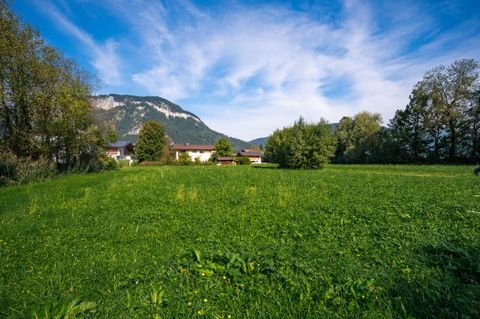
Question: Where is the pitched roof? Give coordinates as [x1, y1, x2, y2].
[172, 144, 215, 151]
[109, 141, 133, 148]
[237, 151, 262, 157]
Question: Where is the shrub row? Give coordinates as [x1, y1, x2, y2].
[0, 152, 56, 186]
[0, 151, 117, 186]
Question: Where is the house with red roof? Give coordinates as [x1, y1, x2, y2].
[215, 156, 236, 165]
[237, 149, 262, 164]
[107, 141, 135, 162]
[172, 144, 215, 162]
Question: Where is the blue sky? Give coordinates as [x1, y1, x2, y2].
[12, 0, 480, 140]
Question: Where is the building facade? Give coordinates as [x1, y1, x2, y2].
[237, 150, 262, 164]
[172, 144, 215, 162]
[107, 141, 135, 162]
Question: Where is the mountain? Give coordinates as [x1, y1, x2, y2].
[249, 137, 268, 146]
[91, 94, 251, 150]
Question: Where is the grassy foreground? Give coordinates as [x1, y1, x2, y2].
[0, 165, 479, 318]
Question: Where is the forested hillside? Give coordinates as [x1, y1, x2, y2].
[92, 94, 251, 150]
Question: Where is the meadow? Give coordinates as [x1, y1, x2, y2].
[0, 165, 479, 318]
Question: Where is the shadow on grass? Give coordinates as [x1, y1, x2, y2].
[388, 242, 480, 318]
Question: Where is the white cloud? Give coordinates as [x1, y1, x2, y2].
[36, 0, 480, 140]
[201, 1, 478, 140]
[37, 0, 123, 86]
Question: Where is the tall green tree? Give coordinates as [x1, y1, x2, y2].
[466, 89, 480, 160]
[214, 137, 233, 157]
[334, 112, 382, 163]
[1, 0, 41, 157]
[265, 117, 336, 169]
[421, 59, 480, 160]
[135, 120, 167, 162]
[389, 59, 480, 163]
[334, 116, 355, 162]
[264, 127, 289, 164]
[0, 0, 107, 171]
[389, 88, 431, 162]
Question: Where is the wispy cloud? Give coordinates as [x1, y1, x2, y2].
[32, 0, 480, 140]
[35, 0, 123, 86]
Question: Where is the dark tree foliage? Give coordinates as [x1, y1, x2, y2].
[389, 59, 480, 163]
[465, 89, 480, 160]
[265, 118, 336, 169]
[0, 1, 110, 173]
[388, 88, 431, 162]
[333, 59, 480, 164]
[135, 120, 167, 162]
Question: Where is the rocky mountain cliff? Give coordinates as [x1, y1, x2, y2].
[92, 94, 251, 150]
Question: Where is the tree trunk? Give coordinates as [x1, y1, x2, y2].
[449, 121, 456, 161]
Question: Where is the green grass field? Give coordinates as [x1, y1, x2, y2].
[1, 165, 479, 318]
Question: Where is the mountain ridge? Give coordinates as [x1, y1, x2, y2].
[91, 94, 252, 150]
[249, 137, 268, 146]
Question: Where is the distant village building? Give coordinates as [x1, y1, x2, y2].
[216, 156, 236, 165]
[172, 144, 215, 162]
[107, 141, 135, 162]
[237, 149, 262, 164]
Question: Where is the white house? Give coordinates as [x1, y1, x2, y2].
[107, 141, 135, 163]
[172, 144, 215, 162]
[237, 150, 262, 164]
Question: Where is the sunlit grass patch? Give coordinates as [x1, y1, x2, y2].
[0, 164, 478, 318]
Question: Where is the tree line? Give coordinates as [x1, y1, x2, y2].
[2, 0, 479, 176]
[266, 59, 480, 168]
[389, 59, 480, 163]
[1, 1, 114, 183]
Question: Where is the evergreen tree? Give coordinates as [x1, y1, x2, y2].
[389, 88, 430, 162]
[135, 120, 167, 162]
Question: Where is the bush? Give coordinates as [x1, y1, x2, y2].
[0, 151, 17, 186]
[16, 158, 56, 183]
[265, 117, 336, 169]
[105, 157, 117, 170]
[117, 159, 130, 168]
[237, 157, 251, 165]
[0, 151, 56, 186]
[73, 159, 107, 173]
[177, 152, 192, 165]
